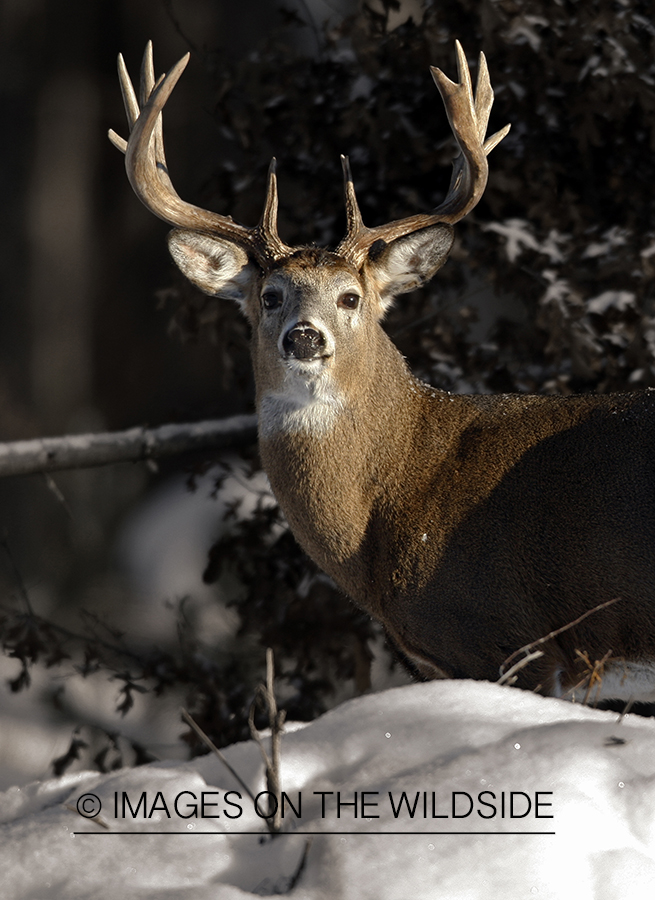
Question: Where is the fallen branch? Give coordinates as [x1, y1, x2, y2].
[0, 414, 257, 478]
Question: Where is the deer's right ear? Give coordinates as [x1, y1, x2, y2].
[167, 230, 256, 311]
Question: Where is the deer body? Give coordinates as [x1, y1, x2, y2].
[112, 43, 655, 700]
[252, 260, 655, 696]
[265, 375, 655, 696]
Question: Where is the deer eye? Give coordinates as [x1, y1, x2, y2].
[338, 292, 360, 310]
[262, 290, 282, 310]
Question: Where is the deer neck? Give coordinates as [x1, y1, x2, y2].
[256, 330, 447, 604]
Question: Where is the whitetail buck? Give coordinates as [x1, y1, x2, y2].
[110, 42, 655, 702]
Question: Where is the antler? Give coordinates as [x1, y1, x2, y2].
[336, 41, 510, 267]
[108, 42, 291, 266]
[111, 42, 507, 271]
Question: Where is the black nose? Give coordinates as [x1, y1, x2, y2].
[282, 322, 326, 360]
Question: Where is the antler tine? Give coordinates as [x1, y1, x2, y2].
[340, 155, 365, 237]
[140, 40, 156, 107]
[108, 53, 138, 153]
[453, 40, 474, 113]
[473, 50, 492, 142]
[469, 49, 511, 155]
[137, 41, 175, 196]
[335, 155, 375, 263]
[337, 43, 510, 268]
[118, 52, 140, 129]
[109, 45, 290, 265]
[484, 121, 511, 155]
[257, 158, 292, 260]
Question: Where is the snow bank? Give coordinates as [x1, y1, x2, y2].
[1, 679, 654, 899]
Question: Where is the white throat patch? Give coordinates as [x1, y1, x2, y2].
[258, 362, 345, 438]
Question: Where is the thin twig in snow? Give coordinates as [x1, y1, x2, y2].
[249, 648, 286, 834]
[180, 708, 257, 805]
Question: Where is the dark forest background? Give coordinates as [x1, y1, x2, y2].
[1, 0, 654, 779]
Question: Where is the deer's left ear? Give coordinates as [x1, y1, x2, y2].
[365, 223, 454, 312]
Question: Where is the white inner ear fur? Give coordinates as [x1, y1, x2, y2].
[368, 224, 454, 312]
[167, 229, 255, 311]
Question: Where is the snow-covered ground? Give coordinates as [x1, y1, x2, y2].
[1, 679, 654, 899]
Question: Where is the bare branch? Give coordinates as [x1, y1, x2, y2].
[0, 414, 257, 478]
[496, 649, 544, 687]
[498, 597, 623, 680]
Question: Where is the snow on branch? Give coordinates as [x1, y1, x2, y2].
[0, 414, 258, 478]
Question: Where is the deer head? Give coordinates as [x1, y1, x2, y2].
[109, 42, 508, 435]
